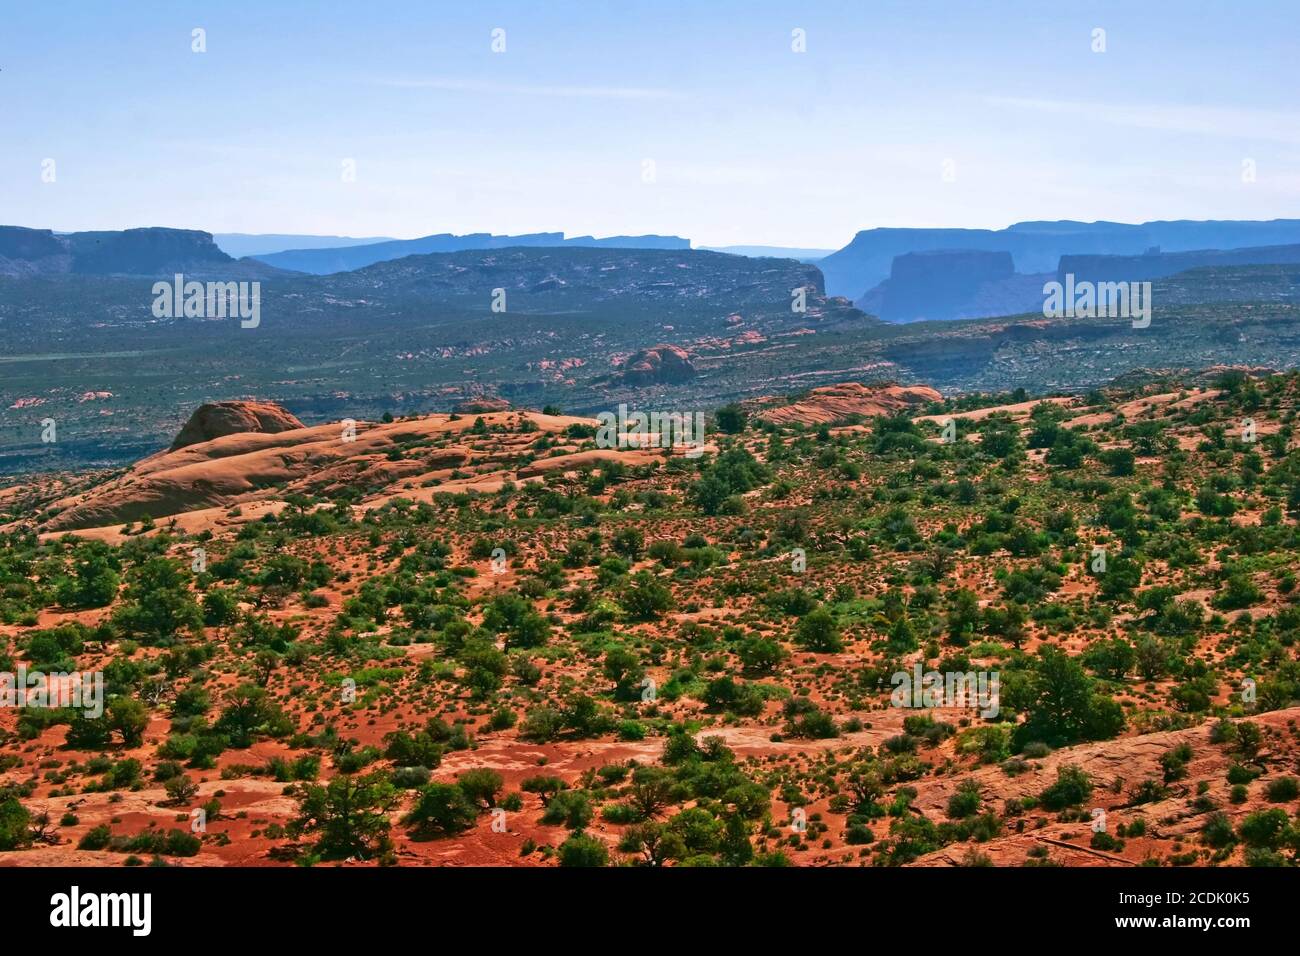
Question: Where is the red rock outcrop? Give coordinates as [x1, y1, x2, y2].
[755, 382, 941, 426]
[452, 397, 512, 414]
[620, 345, 696, 385]
[170, 401, 304, 451]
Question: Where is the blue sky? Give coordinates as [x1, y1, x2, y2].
[3, 0, 1298, 248]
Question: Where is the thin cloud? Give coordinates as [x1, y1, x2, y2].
[375, 77, 681, 100]
[984, 95, 1300, 145]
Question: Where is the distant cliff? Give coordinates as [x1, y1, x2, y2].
[853, 241, 1300, 323]
[253, 232, 692, 275]
[820, 219, 1300, 299]
[1058, 243, 1300, 284]
[0, 225, 66, 262]
[858, 250, 1040, 322]
[212, 233, 398, 258]
[0, 226, 281, 278]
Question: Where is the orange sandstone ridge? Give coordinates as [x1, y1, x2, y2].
[31, 405, 702, 537]
[754, 381, 942, 426]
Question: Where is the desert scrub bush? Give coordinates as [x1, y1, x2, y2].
[0, 793, 32, 851]
[558, 832, 609, 867]
[1090, 830, 1123, 852]
[1121, 817, 1146, 837]
[1201, 812, 1236, 849]
[784, 707, 839, 740]
[794, 606, 841, 652]
[1238, 809, 1291, 849]
[457, 769, 504, 808]
[290, 773, 396, 859]
[957, 726, 1011, 764]
[391, 766, 431, 789]
[520, 706, 565, 743]
[1226, 763, 1256, 785]
[1209, 718, 1238, 746]
[1037, 765, 1093, 811]
[77, 825, 112, 851]
[1264, 776, 1299, 802]
[541, 790, 594, 830]
[163, 775, 199, 805]
[118, 829, 201, 858]
[946, 781, 982, 820]
[402, 782, 477, 838]
[617, 719, 647, 741]
[1160, 742, 1194, 782]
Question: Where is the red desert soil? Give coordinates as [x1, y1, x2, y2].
[4, 373, 1300, 869]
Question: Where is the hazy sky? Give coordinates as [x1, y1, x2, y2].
[4, 0, 1298, 248]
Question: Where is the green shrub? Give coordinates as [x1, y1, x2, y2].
[1038, 765, 1093, 811]
[1264, 776, 1299, 803]
[558, 833, 609, 867]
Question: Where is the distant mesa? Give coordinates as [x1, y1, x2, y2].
[170, 400, 305, 451]
[819, 219, 1300, 300]
[753, 381, 942, 426]
[452, 396, 511, 414]
[0, 225, 285, 278]
[0, 225, 66, 263]
[854, 239, 1300, 323]
[619, 345, 697, 385]
[1058, 243, 1300, 285]
[318, 248, 837, 326]
[700, 245, 835, 262]
[212, 233, 399, 258]
[251, 231, 692, 275]
[858, 249, 1044, 323]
